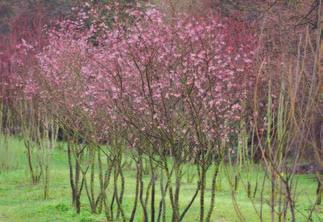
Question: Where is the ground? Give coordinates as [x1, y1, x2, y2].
[0, 137, 321, 222]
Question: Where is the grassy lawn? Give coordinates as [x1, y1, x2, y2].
[0, 137, 321, 222]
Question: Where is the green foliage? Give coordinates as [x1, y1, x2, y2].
[79, 211, 99, 222]
[55, 203, 69, 212]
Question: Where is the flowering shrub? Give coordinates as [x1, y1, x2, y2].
[4, 3, 257, 219]
[0, 6, 48, 103]
[2, 2, 321, 221]
[31, 4, 256, 148]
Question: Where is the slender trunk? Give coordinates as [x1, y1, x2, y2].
[247, 182, 251, 198]
[171, 160, 181, 222]
[42, 115, 51, 200]
[150, 157, 156, 222]
[114, 165, 126, 222]
[139, 157, 148, 222]
[96, 152, 113, 216]
[67, 143, 76, 205]
[260, 173, 266, 222]
[97, 149, 104, 213]
[278, 180, 283, 222]
[234, 175, 239, 192]
[67, 142, 82, 214]
[179, 180, 200, 221]
[110, 186, 116, 220]
[284, 180, 295, 222]
[26, 142, 37, 183]
[157, 167, 167, 222]
[200, 164, 206, 222]
[316, 177, 322, 205]
[253, 180, 258, 198]
[90, 149, 96, 213]
[206, 165, 219, 222]
[129, 161, 140, 222]
[43, 162, 50, 199]
[103, 193, 111, 221]
[75, 158, 82, 214]
[144, 180, 152, 209]
[271, 171, 276, 222]
[116, 159, 125, 219]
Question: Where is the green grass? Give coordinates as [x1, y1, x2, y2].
[0, 137, 321, 222]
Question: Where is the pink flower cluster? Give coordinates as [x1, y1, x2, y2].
[14, 4, 257, 147]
